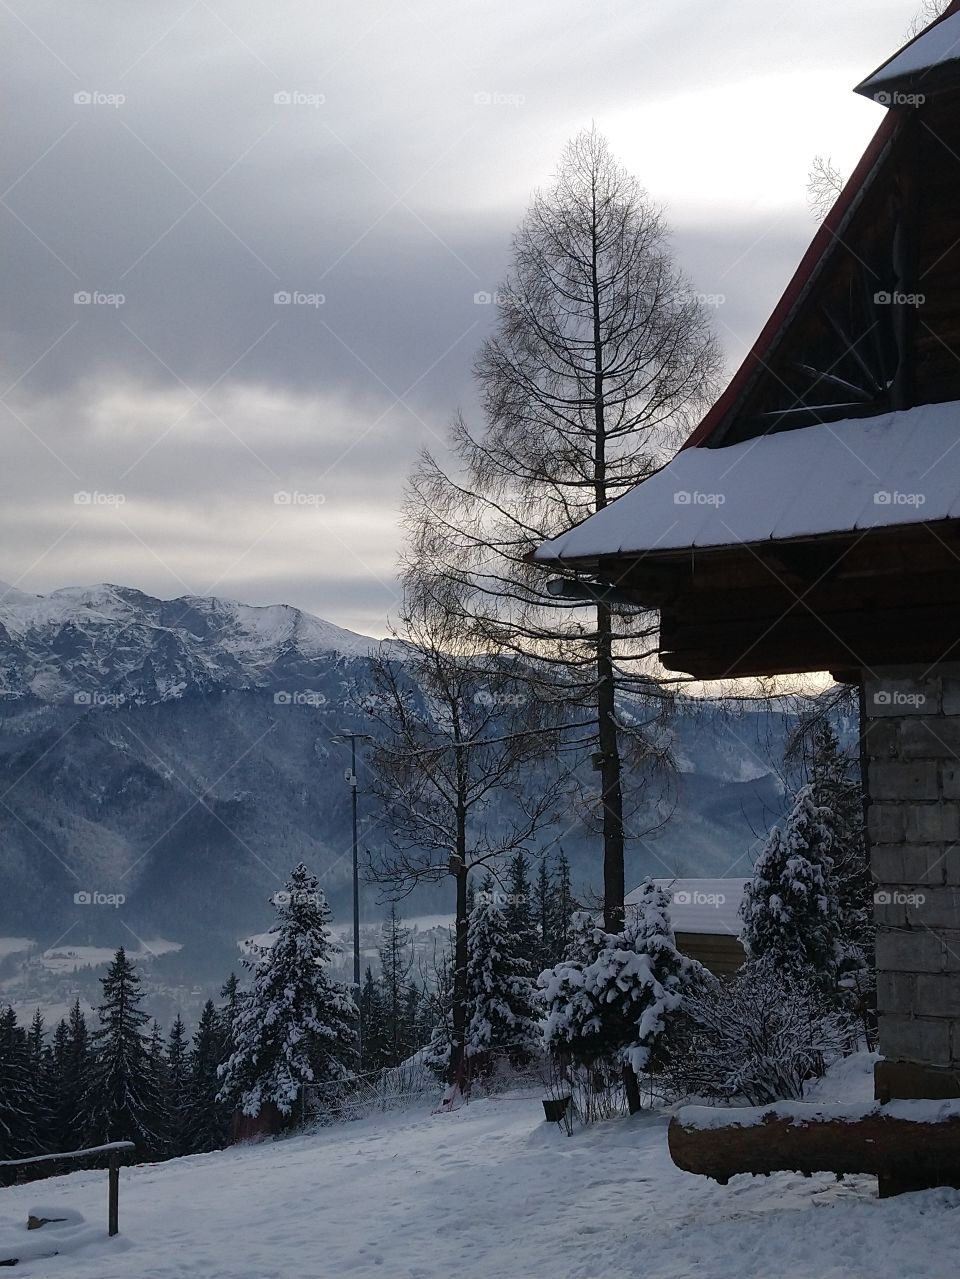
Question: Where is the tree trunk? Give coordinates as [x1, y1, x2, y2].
[668, 1106, 960, 1195]
[597, 602, 625, 932]
[449, 810, 469, 1085]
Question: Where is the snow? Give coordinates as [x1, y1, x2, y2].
[858, 12, 960, 92]
[3, 1054, 960, 1278]
[678, 1097, 960, 1131]
[0, 581, 379, 659]
[534, 403, 960, 563]
[624, 879, 748, 936]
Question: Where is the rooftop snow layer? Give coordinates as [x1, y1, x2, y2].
[857, 11, 960, 92]
[626, 878, 748, 936]
[534, 403, 960, 563]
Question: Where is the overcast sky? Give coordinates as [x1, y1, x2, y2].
[0, 0, 921, 635]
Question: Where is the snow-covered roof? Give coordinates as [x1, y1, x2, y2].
[534, 403, 960, 564]
[857, 10, 960, 96]
[627, 878, 748, 937]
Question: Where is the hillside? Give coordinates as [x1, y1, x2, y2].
[0, 1055, 956, 1278]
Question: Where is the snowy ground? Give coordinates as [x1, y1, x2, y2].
[2, 1055, 960, 1278]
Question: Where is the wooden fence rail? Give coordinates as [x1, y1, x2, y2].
[0, 1142, 135, 1237]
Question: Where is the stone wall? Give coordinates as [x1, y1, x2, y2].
[863, 664, 960, 1099]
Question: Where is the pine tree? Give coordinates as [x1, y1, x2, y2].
[27, 1008, 54, 1151]
[60, 999, 90, 1152]
[809, 722, 872, 967]
[184, 1001, 231, 1154]
[547, 851, 576, 965]
[533, 857, 553, 973]
[165, 1015, 190, 1158]
[401, 982, 423, 1060]
[0, 1006, 34, 1158]
[464, 878, 541, 1071]
[83, 948, 159, 1156]
[358, 966, 388, 1073]
[504, 852, 538, 969]
[218, 864, 358, 1119]
[378, 906, 413, 1067]
[741, 786, 844, 989]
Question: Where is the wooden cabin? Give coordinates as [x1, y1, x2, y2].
[535, 2, 960, 1192]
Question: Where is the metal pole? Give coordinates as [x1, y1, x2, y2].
[108, 1153, 119, 1237]
[351, 734, 360, 988]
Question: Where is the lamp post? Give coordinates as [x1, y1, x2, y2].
[331, 731, 370, 988]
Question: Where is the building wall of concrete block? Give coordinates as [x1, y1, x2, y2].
[863, 665, 960, 1098]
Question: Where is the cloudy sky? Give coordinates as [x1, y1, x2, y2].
[0, 0, 922, 635]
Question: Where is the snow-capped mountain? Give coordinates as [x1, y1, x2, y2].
[0, 581, 379, 705]
[0, 580, 792, 1016]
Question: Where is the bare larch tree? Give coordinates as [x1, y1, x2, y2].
[408, 127, 720, 933]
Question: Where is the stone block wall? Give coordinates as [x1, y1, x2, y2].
[862, 664, 960, 1099]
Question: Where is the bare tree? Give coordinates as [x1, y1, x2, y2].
[807, 156, 845, 224]
[906, 0, 948, 40]
[408, 127, 720, 932]
[365, 579, 564, 1082]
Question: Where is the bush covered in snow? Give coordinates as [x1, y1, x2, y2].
[664, 956, 853, 1106]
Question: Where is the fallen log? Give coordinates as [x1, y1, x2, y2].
[668, 1099, 960, 1195]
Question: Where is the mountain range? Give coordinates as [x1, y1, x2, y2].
[0, 581, 791, 1004]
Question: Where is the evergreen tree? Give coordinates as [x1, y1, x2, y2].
[504, 852, 538, 967]
[59, 999, 90, 1152]
[27, 1008, 53, 1151]
[541, 881, 692, 1083]
[809, 721, 872, 967]
[357, 966, 388, 1073]
[401, 982, 423, 1060]
[165, 1015, 190, 1158]
[218, 864, 357, 1119]
[741, 786, 844, 989]
[378, 906, 413, 1067]
[547, 851, 576, 965]
[0, 1006, 34, 1158]
[83, 948, 159, 1156]
[533, 857, 553, 972]
[464, 878, 541, 1071]
[184, 1001, 231, 1154]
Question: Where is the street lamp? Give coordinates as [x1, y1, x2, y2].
[330, 731, 371, 989]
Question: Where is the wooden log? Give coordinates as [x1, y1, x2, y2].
[668, 1103, 960, 1192]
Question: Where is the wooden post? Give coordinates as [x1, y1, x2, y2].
[108, 1153, 120, 1237]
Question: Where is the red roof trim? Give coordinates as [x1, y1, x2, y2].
[680, 106, 903, 450]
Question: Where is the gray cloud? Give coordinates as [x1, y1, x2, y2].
[1, 0, 912, 632]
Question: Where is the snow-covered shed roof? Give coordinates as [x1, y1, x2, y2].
[627, 879, 748, 938]
[534, 403, 960, 565]
[856, 4, 960, 99]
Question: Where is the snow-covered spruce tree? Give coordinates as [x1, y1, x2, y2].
[741, 786, 844, 991]
[541, 881, 693, 1086]
[464, 879, 541, 1072]
[183, 1000, 232, 1154]
[217, 865, 357, 1121]
[83, 948, 159, 1156]
[27, 1008, 54, 1152]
